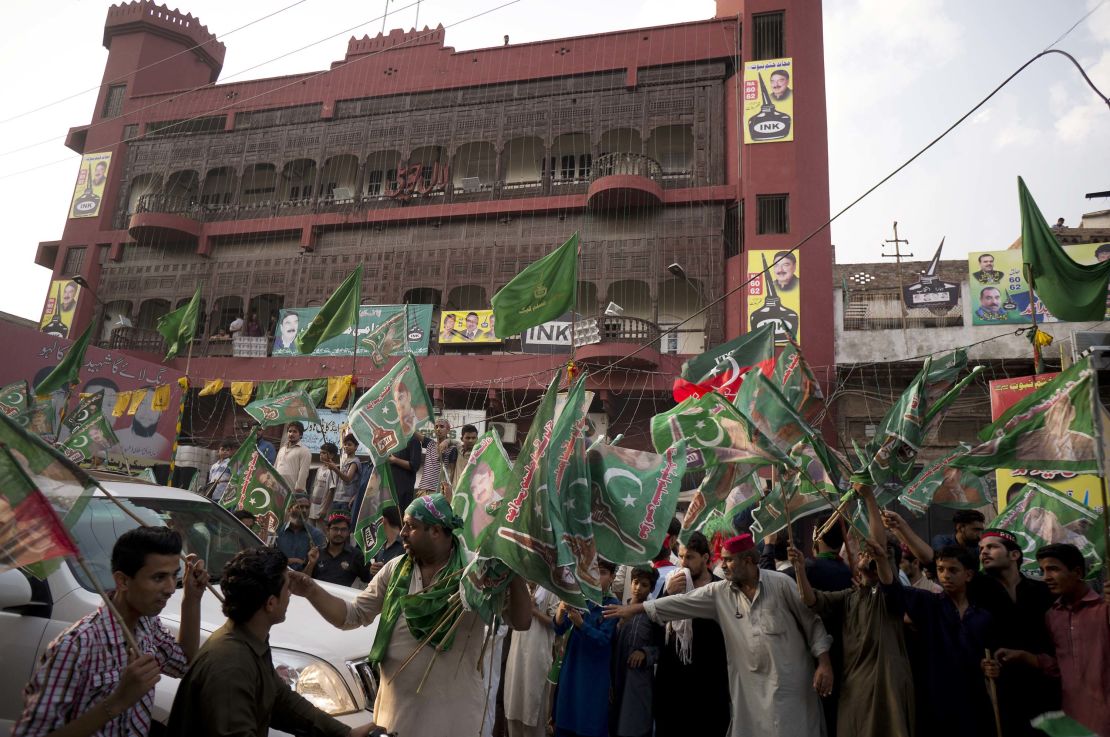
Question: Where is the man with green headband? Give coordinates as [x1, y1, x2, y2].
[289, 492, 532, 737]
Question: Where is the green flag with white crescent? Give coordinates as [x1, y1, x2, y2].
[156, 287, 201, 360]
[219, 429, 294, 542]
[296, 265, 361, 354]
[491, 233, 578, 338]
[244, 389, 321, 428]
[348, 355, 433, 461]
[352, 464, 399, 562]
[451, 430, 512, 551]
[64, 391, 105, 433]
[59, 409, 119, 465]
[651, 391, 784, 470]
[0, 381, 29, 419]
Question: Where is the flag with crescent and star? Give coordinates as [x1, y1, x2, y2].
[348, 354, 434, 462]
[219, 428, 294, 542]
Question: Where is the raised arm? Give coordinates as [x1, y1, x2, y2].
[788, 546, 816, 607]
[881, 509, 933, 564]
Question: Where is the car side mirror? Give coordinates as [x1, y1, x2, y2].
[0, 568, 33, 610]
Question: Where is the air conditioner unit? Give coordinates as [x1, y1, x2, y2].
[490, 421, 518, 444]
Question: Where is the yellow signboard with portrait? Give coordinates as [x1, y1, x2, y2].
[38, 279, 81, 339]
[745, 250, 800, 345]
[743, 58, 794, 144]
[439, 310, 500, 344]
[69, 151, 112, 219]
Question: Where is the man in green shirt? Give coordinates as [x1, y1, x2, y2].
[166, 547, 377, 737]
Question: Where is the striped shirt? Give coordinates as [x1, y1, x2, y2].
[13, 604, 188, 737]
[416, 436, 441, 492]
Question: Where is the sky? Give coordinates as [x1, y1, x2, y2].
[0, 0, 1107, 321]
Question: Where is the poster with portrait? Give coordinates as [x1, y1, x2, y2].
[968, 250, 1055, 326]
[271, 304, 432, 357]
[69, 151, 112, 219]
[38, 279, 81, 339]
[988, 372, 1106, 509]
[745, 249, 800, 346]
[439, 309, 500, 344]
[743, 58, 794, 144]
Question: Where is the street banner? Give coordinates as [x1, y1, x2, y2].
[743, 58, 794, 144]
[39, 280, 81, 339]
[348, 355, 433, 461]
[69, 151, 111, 219]
[746, 250, 800, 345]
[272, 305, 433, 357]
[439, 309, 500, 344]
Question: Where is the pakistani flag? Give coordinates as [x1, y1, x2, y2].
[0, 445, 79, 574]
[701, 471, 764, 540]
[750, 472, 832, 537]
[989, 480, 1105, 579]
[1020, 177, 1110, 322]
[1029, 712, 1097, 737]
[734, 368, 818, 459]
[64, 391, 105, 433]
[677, 323, 776, 401]
[952, 358, 1099, 476]
[156, 287, 201, 360]
[348, 354, 433, 461]
[899, 446, 993, 516]
[59, 408, 120, 465]
[34, 323, 94, 397]
[587, 440, 687, 564]
[678, 462, 759, 545]
[651, 391, 783, 470]
[491, 233, 578, 339]
[358, 309, 406, 369]
[244, 389, 321, 428]
[452, 430, 512, 551]
[353, 464, 399, 562]
[0, 381, 29, 419]
[296, 265, 362, 355]
[219, 430, 294, 542]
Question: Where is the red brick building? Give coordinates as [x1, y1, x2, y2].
[36, 0, 833, 455]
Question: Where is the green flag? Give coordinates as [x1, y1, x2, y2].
[244, 389, 321, 428]
[358, 309, 407, 369]
[952, 358, 1099, 476]
[348, 355, 433, 461]
[460, 556, 515, 625]
[678, 463, 760, 544]
[218, 429, 294, 542]
[587, 440, 687, 564]
[734, 368, 818, 459]
[451, 430, 512, 551]
[651, 391, 784, 470]
[770, 334, 826, 426]
[899, 446, 993, 516]
[64, 391, 104, 433]
[296, 265, 362, 354]
[0, 444, 80, 574]
[60, 408, 120, 465]
[750, 472, 831, 537]
[989, 480, 1105, 579]
[1020, 177, 1110, 322]
[256, 379, 328, 404]
[34, 323, 94, 397]
[15, 397, 58, 440]
[352, 464, 399, 562]
[1029, 711, 1097, 737]
[491, 233, 578, 338]
[156, 287, 201, 360]
[679, 323, 776, 400]
[0, 381, 29, 419]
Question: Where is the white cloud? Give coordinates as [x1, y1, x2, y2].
[1053, 48, 1110, 143]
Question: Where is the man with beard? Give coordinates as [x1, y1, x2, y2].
[276, 493, 325, 572]
[289, 493, 532, 737]
[305, 513, 370, 587]
[652, 532, 730, 737]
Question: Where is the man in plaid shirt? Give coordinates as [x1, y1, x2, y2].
[13, 526, 208, 737]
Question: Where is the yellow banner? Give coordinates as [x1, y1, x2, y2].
[38, 279, 81, 338]
[69, 151, 112, 219]
[743, 58, 794, 144]
[439, 310, 500, 344]
[745, 249, 801, 345]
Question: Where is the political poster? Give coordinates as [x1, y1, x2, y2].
[69, 152, 111, 219]
[746, 249, 800, 346]
[271, 304, 432, 357]
[743, 58, 794, 144]
[439, 310, 500, 344]
[38, 280, 81, 339]
[968, 250, 1054, 326]
[301, 409, 369, 456]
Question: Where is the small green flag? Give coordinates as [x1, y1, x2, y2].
[899, 446, 992, 516]
[34, 323, 94, 397]
[679, 323, 776, 399]
[0, 381, 29, 419]
[1020, 177, 1110, 322]
[296, 266, 362, 354]
[60, 408, 120, 465]
[651, 391, 784, 469]
[353, 464, 399, 562]
[770, 334, 826, 425]
[64, 391, 105, 433]
[1029, 711, 1097, 737]
[460, 556, 515, 625]
[451, 430, 513, 551]
[492, 233, 578, 339]
[678, 462, 759, 544]
[219, 429, 294, 542]
[348, 354, 433, 461]
[244, 389, 321, 428]
[156, 287, 201, 360]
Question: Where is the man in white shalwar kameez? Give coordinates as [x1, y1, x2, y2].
[606, 533, 833, 737]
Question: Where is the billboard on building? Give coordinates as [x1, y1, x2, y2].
[69, 151, 112, 219]
[271, 304, 432, 357]
[746, 249, 800, 345]
[439, 310, 500, 344]
[743, 58, 794, 144]
[968, 250, 1054, 326]
[988, 372, 1106, 509]
[520, 312, 575, 354]
[38, 279, 81, 339]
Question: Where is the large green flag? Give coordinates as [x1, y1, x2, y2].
[451, 430, 512, 551]
[587, 440, 687, 564]
[677, 462, 760, 544]
[156, 287, 201, 360]
[348, 355, 433, 461]
[0, 381, 29, 419]
[0, 445, 80, 574]
[1020, 177, 1110, 322]
[244, 389, 321, 428]
[491, 233, 578, 338]
[218, 429, 294, 542]
[34, 323, 94, 397]
[651, 391, 784, 470]
[60, 408, 120, 465]
[952, 358, 1099, 476]
[989, 480, 1105, 579]
[352, 464, 399, 562]
[296, 265, 362, 354]
[899, 446, 993, 516]
[679, 323, 776, 400]
[770, 334, 826, 426]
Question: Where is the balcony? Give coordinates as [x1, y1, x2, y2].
[586, 153, 664, 211]
[575, 315, 666, 368]
[128, 194, 203, 246]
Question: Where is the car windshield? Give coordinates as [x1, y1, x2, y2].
[69, 495, 263, 591]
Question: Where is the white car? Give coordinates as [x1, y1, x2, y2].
[0, 476, 379, 736]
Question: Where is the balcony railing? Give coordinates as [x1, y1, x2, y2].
[589, 153, 663, 183]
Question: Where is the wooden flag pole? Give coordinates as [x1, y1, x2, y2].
[984, 648, 1004, 737]
[1028, 273, 1042, 374]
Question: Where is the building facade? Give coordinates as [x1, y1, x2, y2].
[35, 0, 833, 456]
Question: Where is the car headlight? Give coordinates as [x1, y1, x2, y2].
[272, 648, 357, 715]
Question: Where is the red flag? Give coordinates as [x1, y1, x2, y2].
[0, 446, 79, 573]
[672, 356, 775, 403]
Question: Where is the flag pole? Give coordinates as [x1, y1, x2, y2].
[1089, 361, 1110, 625]
[1028, 273, 1042, 374]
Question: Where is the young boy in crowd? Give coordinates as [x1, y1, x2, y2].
[553, 559, 620, 737]
[309, 442, 339, 531]
[610, 566, 660, 737]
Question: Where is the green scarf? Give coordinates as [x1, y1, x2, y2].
[368, 543, 467, 665]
